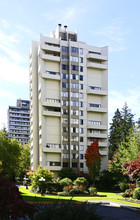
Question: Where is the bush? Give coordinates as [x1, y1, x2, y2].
[97, 170, 117, 190]
[58, 168, 77, 180]
[30, 166, 54, 193]
[133, 187, 140, 200]
[89, 187, 97, 195]
[0, 173, 35, 219]
[34, 202, 102, 220]
[73, 177, 88, 189]
[122, 189, 131, 198]
[59, 178, 72, 190]
[119, 182, 129, 192]
[69, 187, 87, 195]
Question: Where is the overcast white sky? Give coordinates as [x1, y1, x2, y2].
[0, 0, 140, 129]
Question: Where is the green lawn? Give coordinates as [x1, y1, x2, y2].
[19, 188, 140, 208]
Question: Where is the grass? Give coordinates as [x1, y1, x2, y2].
[19, 187, 140, 208]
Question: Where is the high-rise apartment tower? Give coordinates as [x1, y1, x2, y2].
[8, 99, 30, 144]
[29, 24, 108, 173]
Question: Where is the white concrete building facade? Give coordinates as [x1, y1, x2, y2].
[29, 24, 108, 173]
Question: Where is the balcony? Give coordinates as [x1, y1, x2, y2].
[87, 133, 108, 138]
[87, 53, 107, 61]
[87, 89, 107, 96]
[44, 161, 62, 171]
[87, 61, 107, 70]
[42, 72, 60, 81]
[87, 124, 107, 130]
[41, 44, 60, 53]
[87, 141, 108, 147]
[87, 107, 107, 113]
[99, 149, 108, 156]
[43, 110, 61, 117]
[42, 54, 60, 62]
[42, 98, 61, 108]
[43, 145, 61, 153]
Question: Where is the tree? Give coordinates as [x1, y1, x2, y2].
[19, 142, 30, 178]
[85, 141, 101, 185]
[0, 131, 21, 181]
[109, 103, 135, 159]
[122, 153, 140, 181]
[109, 108, 123, 159]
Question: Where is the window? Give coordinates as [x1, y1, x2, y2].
[80, 145, 84, 151]
[63, 118, 68, 124]
[63, 162, 69, 167]
[89, 51, 101, 55]
[62, 145, 69, 150]
[63, 153, 69, 159]
[89, 86, 101, 90]
[80, 93, 83, 99]
[71, 92, 79, 98]
[89, 103, 101, 108]
[88, 121, 101, 125]
[63, 136, 68, 141]
[80, 57, 83, 63]
[71, 65, 79, 71]
[71, 154, 79, 159]
[62, 100, 69, 106]
[71, 136, 79, 141]
[62, 82, 68, 88]
[80, 110, 83, 116]
[79, 84, 83, 90]
[79, 66, 83, 72]
[62, 64, 69, 70]
[80, 163, 84, 168]
[71, 119, 79, 124]
[62, 55, 68, 61]
[71, 145, 78, 150]
[61, 73, 68, 79]
[79, 75, 83, 81]
[71, 47, 79, 53]
[71, 109, 79, 115]
[71, 74, 79, 80]
[71, 83, 79, 89]
[80, 102, 83, 107]
[70, 56, 79, 62]
[80, 119, 83, 125]
[62, 109, 69, 115]
[62, 91, 68, 97]
[80, 128, 83, 134]
[62, 46, 69, 52]
[80, 154, 84, 159]
[63, 127, 69, 132]
[72, 162, 78, 167]
[71, 127, 79, 133]
[79, 48, 83, 54]
[71, 101, 79, 107]
[80, 136, 84, 142]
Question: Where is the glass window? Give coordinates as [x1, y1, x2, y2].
[80, 75, 83, 81]
[71, 145, 79, 150]
[71, 119, 79, 124]
[71, 83, 79, 89]
[63, 136, 68, 141]
[63, 153, 69, 159]
[80, 93, 83, 99]
[71, 101, 79, 107]
[80, 102, 83, 107]
[62, 82, 68, 88]
[72, 162, 78, 167]
[71, 127, 79, 133]
[62, 55, 68, 61]
[62, 145, 69, 150]
[62, 100, 69, 106]
[89, 103, 101, 108]
[80, 145, 84, 151]
[71, 109, 79, 115]
[80, 119, 83, 125]
[79, 66, 83, 72]
[62, 64, 69, 70]
[61, 73, 68, 79]
[79, 48, 83, 54]
[80, 128, 83, 134]
[71, 56, 79, 62]
[63, 127, 69, 132]
[62, 46, 69, 52]
[62, 91, 68, 97]
[63, 118, 68, 124]
[80, 110, 83, 116]
[80, 57, 83, 63]
[71, 136, 79, 141]
[62, 109, 69, 115]
[80, 163, 84, 168]
[71, 74, 79, 80]
[71, 65, 79, 71]
[71, 47, 79, 53]
[80, 154, 83, 159]
[72, 154, 79, 159]
[79, 84, 83, 90]
[80, 136, 84, 142]
[71, 92, 79, 98]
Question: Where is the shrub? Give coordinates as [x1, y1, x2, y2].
[34, 202, 102, 220]
[119, 182, 129, 192]
[89, 187, 97, 195]
[59, 178, 72, 190]
[30, 166, 54, 193]
[122, 189, 131, 198]
[73, 177, 88, 189]
[0, 173, 35, 219]
[69, 187, 87, 195]
[58, 168, 77, 180]
[133, 187, 140, 200]
[97, 170, 117, 190]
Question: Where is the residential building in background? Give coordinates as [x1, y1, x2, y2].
[29, 24, 108, 173]
[8, 99, 30, 144]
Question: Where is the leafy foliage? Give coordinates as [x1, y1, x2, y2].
[109, 103, 135, 159]
[88, 187, 97, 195]
[19, 142, 30, 178]
[85, 141, 101, 184]
[58, 168, 77, 180]
[59, 177, 72, 191]
[0, 173, 35, 219]
[122, 153, 140, 181]
[30, 166, 54, 193]
[73, 177, 88, 189]
[0, 131, 21, 181]
[133, 187, 140, 200]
